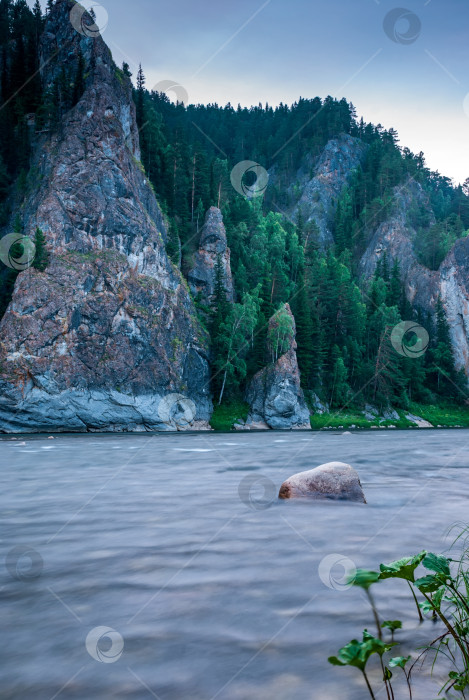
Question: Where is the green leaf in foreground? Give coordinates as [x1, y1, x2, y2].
[329, 630, 396, 672]
[350, 569, 380, 590]
[423, 552, 451, 577]
[379, 551, 427, 582]
[382, 620, 402, 633]
[448, 670, 469, 692]
[389, 655, 411, 670]
[328, 639, 367, 671]
[414, 574, 445, 594]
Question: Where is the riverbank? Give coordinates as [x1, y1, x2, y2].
[210, 401, 469, 431]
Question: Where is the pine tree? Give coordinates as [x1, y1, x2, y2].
[329, 346, 350, 408]
[293, 272, 313, 387]
[431, 296, 457, 394]
[136, 64, 146, 129]
[33, 0, 42, 22]
[32, 228, 49, 271]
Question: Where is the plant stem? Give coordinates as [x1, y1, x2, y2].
[449, 583, 469, 614]
[422, 592, 469, 666]
[379, 654, 394, 700]
[379, 657, 391, 700]
[362, 670, 376, 700]
[405, 671, 413, 700]
[366, 588, 382, 640]
[407, 581, 423, 622]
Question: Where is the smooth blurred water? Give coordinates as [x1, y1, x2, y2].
[1, 429, 469, 699]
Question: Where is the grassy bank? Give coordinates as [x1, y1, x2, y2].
[209, 400, 469, 431]
[310, 402, 469, 430]
[209, 401, 249, 431]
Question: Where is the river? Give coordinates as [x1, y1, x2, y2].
[1, 429, 469, 699]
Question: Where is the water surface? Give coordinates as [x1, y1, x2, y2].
[1, 429, 469, 699]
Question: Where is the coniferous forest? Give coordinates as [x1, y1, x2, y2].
[3, 4, 469, 700]
[1, 0, 469, 418]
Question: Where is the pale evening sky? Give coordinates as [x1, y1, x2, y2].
[30, 0, 469, 184]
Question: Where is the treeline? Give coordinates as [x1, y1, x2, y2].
[134, 67, 468, 409]
[0, 0, 467, 412]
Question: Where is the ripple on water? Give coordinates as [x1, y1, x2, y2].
[1, 429, 468, 700]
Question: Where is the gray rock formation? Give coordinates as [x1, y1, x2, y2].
[0, 0, 212, 432]
[279, 462, 366, 502]
[306, 391, 329, 415]
[245, 304, 311, 430]
[359, 179, 469, 382]
[405, 413, 433, 428]
[282, 134, 366, 248]
[439, 237, 469, 378]
[187, 207, 234, 304]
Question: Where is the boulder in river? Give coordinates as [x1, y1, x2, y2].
[278, 462, 366, 502]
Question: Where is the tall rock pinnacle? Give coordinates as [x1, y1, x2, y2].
[188, 207, 234, 305]
[0, 0, 212, 432]
[245, 304, 311, 430]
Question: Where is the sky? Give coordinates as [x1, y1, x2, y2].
[31, 0, 469, 184]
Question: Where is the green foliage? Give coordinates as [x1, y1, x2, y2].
[0, 1, 467, 414]
[329, 629, 395, 671]
[210, 276, 261, 405]
[32, 228, 49, 271]
[379, 551, 427, 583]
[209, 400, 249, 431]
[267, 305, 294, 363]
[328, 527, 469, 698]
[414, 214, 467, 270]
[350, 569, 380, 590]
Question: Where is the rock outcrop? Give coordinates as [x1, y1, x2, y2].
[0, 0, 212, 432]
[279, 462, 366, 502]
[276, 134, 366, 248]
[245, 304, 311, 430]
[439, 236, 469, 377]
[187, 207, 234, 305]
[359, 179, 469, 382]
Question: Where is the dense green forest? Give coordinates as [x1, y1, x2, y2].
[132, 64, 469, 410]
[0, 0, 468, 414]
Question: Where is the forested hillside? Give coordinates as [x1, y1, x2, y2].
[0, 0, 468, 421]
[132, 66, 469, 411]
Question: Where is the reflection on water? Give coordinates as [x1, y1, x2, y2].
[1, 429, 469, 699]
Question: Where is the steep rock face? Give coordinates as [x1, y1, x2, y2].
[439, 237, 469, 375]
[289, 134, 366, 248]
[0, 0, 212, 431]
[245, 304, 310, 430]
[359, 179, 469, 380]
[187, 207, 234, 304]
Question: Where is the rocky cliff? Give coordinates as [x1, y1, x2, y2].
[280, 134, 367, 248]
[245, 304, 311, 430]
[359, 179, 469, 380]
[187, 206, 234, 305]
[0, 0, 212, 432]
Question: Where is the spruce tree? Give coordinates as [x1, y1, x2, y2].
[32, 228, 49, 271]
[136, 64, 146, 129]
